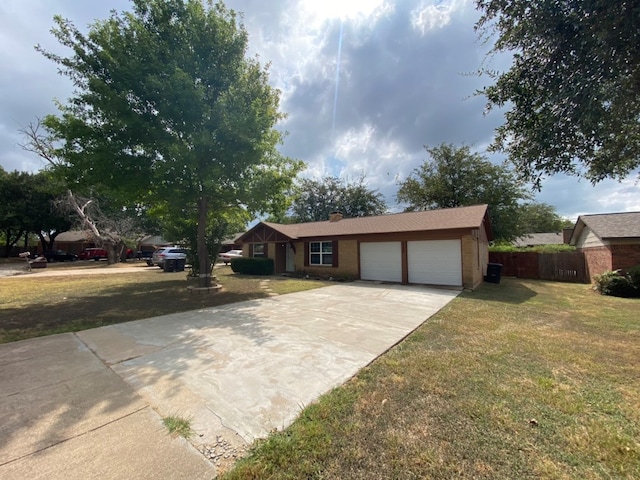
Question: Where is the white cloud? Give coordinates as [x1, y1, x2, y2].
[1, 0, 637, 219]
[411, 0, 468, 34]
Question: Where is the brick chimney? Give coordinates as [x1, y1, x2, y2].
[329, 211, 343, 222]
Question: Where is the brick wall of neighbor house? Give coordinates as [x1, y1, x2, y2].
[582, 246, 612, 280]
[611, 244, 640, 272]
[294, 239, 359, 279]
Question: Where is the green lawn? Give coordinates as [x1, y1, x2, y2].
[222, 278, 640, 479]
[0, 264, 330, 343]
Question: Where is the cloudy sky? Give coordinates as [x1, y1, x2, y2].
[1, 0, 638, 221]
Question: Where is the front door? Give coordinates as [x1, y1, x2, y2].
[286, 243, 295, 272]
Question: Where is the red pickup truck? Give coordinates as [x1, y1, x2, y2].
[78, 248, 108, 260]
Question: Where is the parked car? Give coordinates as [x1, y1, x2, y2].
[43, 250, 78, 262]
[78, 247, 108, 261]
[148, 247, 188, 268]
[217, 249, 243, 265]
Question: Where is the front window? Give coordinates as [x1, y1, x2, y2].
[310, 241, 332, 265]
[253, 243, 265, 257]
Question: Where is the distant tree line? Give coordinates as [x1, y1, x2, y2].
[0, 167, 71, 257]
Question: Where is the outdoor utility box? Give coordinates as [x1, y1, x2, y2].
[176, 259, 186, 272]
[484, 263, 503, 284]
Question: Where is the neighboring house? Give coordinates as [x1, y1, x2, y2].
[43, 230, 94, 254]
[569, 211, 640, 278]
[513, 232, 564, 248]
[513, 229, 573, 248]
[138, 235, 171, 255]
[220, 232, 245, 253]
[237, 204, 493, 290]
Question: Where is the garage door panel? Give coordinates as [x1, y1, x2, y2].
[408, 240, 462, 286]
[360, 242, 402, 283]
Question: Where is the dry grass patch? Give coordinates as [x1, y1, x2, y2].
[224, 279, 640, 480]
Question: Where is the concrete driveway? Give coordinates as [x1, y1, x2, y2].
[0, 282, 458, 479]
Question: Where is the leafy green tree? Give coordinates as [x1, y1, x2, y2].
[475, 0, 640, 187]
[517, 202, 572, 234]
[288, 176, 387, 223]
[36, 0, 302, 286]
[149, 200, 248, 276]
[396, 143, 531, 241]
[0, 168, 25, 256]
[0, 169, 71, 256]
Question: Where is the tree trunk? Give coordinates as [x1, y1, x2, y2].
[197, 196, 211, 288]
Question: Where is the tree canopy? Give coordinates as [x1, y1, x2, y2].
[396, 143, 531, 241]
[37, 0, 303, 285]
[517, 202, 573, 234]
[0, 168, 71, 256]
[287, 176, 387, 223]
[476, 0, 640, 187]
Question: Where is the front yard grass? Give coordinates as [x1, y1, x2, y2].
[0, 265, 330, 343]
[223, 278, 640, 479]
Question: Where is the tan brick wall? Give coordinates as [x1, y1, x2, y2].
[581, 246, 612, 280]
[293, 239, 359, 279]
[462, 234, 487, 289]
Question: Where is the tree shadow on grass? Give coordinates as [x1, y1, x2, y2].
[0, 276, 272, 343]
[461, 277, 538, 305]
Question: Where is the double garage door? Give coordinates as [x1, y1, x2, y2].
[360, 240, 462, 287]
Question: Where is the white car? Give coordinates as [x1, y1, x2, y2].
[149, 247, 188, 268]
[217, 249, 243, 265]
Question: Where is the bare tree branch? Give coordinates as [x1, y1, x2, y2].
[18, 118, 64, 167]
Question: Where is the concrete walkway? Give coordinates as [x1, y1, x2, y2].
[0, 282, 459, 479]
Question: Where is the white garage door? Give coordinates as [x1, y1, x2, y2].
[407, 240, 462, 286]
[360, 242, 402, 283]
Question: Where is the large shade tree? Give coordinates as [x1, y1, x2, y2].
[287, 176, 387, 223]
[396, 143, 531, 241]
[517, 202, 573, 234]
[475, 0, 640, 188]
[37, 0, 302, 286]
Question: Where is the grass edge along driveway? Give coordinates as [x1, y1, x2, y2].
[222, 278, 640, 480]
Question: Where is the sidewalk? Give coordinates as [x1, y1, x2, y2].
[0, 333, 215, 479]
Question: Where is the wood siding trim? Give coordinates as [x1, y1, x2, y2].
[242, 224, 292, 244]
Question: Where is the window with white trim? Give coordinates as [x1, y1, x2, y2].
[310, 241, 333, 265]
[253, 243, 265, 257]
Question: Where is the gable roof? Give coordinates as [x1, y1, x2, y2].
[49, 230, 93, 242]
[513, 232, 565, 247]
[569, 211, 640, 245]
[240, 204, 492, 242]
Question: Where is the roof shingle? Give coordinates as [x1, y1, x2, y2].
[579, 212, 640, 239]
[258, 204, 490, 240]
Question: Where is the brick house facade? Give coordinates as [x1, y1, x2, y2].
[569, 212, 640, 280]
[238, 205, 492, 290]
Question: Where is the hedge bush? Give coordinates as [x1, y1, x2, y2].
[230, 257, 274, 275]
[593, 268, 640, 298]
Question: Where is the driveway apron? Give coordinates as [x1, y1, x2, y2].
[0, 282, 458, 478]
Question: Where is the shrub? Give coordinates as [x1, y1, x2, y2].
[489, 243, 575, 253]
[230, 257, 274, 275]
[593, 269, 639, 298]
[627, 265, 640, 289]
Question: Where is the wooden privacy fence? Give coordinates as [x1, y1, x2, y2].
[489, 251, 589, 283]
